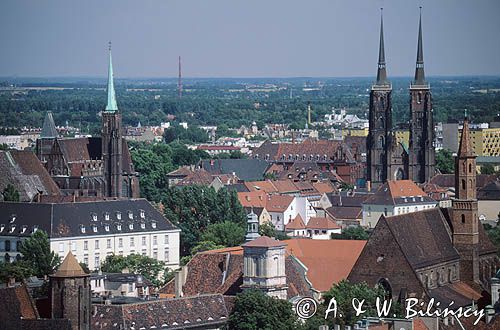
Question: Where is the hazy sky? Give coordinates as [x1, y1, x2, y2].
[1, 0, 499, 78]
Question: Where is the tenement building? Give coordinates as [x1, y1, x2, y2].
[350, 115, 499, 307]
[0, 199, 180, 270]
[367, 10, 435, 188]
[36, 46, 139, 198]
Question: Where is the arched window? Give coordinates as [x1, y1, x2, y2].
[377, 278, 392, 299]
[462, 179, 466, 190]
[469, 163, 472, 173]
[378, 136, 385, 148]
[461, 214, 466, 224]
[469, 179, 473, 189]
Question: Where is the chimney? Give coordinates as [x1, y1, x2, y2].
[366, 180, 371, 192]
[174, 266, 188, 298]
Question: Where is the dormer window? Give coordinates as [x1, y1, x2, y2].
[152, 222, 157, 229]
[128, 211, 133, 220]
[116, 212, 122, 220]
[140, 223, 146, 229]
[33, 225, 38, 233]
[92, 225, 98, 233]
[10, 225, 16, 233]
[92, 213, 98, 221]
[104, 213, 110, 221]
[0, 224, 4, 232]
[140, 210, 145, 219]
[81, 226, 86, 234]
[117, 224, 122, 231]
[129, 223, 134, 230]
[10, 215, 16, 223]
[105, 225, 110, 232]
[21, 225, 27, 234]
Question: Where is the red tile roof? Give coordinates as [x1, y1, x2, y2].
[265, 194, 294, 212]
[242, 236, 286, 248]
[285, 215, 306, 230]
[306, 217, 340, 230]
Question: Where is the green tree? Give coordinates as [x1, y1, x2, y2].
[0, 261, 33, 282]
[331, 227, 369, 240]
[100, 254, 168, 287]
[259, 222, 289, 241]
[200, 221, 246, 247]
[481, 163, 496, 175]
[190, 241, 225, 255]
[322, 280, 401, 327]
[2, 184, 20, 202]
[19, 230, 61, 277]
[483, 224, 500, 252]
[436, 149, 455, 174]
[228, 289, 299, 330]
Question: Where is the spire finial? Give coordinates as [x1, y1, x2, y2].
[375, 7, 388, 85]
[464, 108, 468, 119]
[105, 42, 118, 112]
[413, 7, 426, 85]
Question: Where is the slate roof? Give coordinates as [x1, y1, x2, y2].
[381, 208, 460, 269]
[40, 111, 58, 138]
[0, 199, 178, 239]
[326, 206, 362, 220]
[428, 281, 482, 308]
[430, 173, 498, 190]
[200, 159, 269, 181]
[477, 180, 500, 200]
[176, 168, 213, 186]
[0, 150, 61, 202]
[91, 294, 230, 330]
[326, 193, 370, 207]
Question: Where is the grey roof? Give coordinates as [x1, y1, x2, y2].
[200, 159, 269, 181]
[375, 9, 389, 86]
[0, 199, 178, 239]
[413, 9, 426, 85]
[477, 180, 500, 200]
[40, 111, 58, 138]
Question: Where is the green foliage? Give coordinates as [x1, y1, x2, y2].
[228, 289, 299, 330]
[0, 143, 9, 151]
[483, 224, 500, 253]
[331, 227, 369, 240]
[100, 254, 169, 287]
[162, 186, 247, 256]
[190, 241, 225, 255]
[19, 230, 61, 277]
[481, 163, 496, 175]
[259, 222, 289, 241]
[0, 261, 33, 282]
[163, 125, 208, 144]
[339, 182, 355, 191]
[322, 280, 401, 327]
[2, 184, 20, 202]
[200, 221, 246, 247]
[436, 149, 455, 174]
[79, 262, 90, 274]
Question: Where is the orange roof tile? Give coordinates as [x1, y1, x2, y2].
[285, 215, 306, 230]
[272, 179, 299, 193]
[312, 181, 336, 194]
[237, 191, 267, 208]
[242, 236, 286, 248]
[306, 217, 340, 230]
[244, 180, 278, 193]
[387, 180, 427, 198]
[265, 194, 294, 212]
[285, 238, 366, 291]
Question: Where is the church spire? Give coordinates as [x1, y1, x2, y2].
[376, 8, 388, 85]
[105, 42, 118, 112]
[458, 113, 475, 157]
[413, 7, 426, 85]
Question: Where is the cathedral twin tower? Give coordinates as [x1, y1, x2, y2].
[367, 9, 435, 187]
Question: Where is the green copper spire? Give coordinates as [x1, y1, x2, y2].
[105, 42, 118, 112]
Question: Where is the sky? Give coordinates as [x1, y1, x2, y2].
[0, 0, 499, 78]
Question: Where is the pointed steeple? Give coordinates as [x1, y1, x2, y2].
[52, 252, 87, 277]
[458, 114, 475, 157]
[376, 8, 389, 85]
[105, 42, 118, 112]
[41, 111, 58, 138]
[413, 7, 426, 85]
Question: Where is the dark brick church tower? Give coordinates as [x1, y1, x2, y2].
[367, 9, 394, 188]
[408, 9, 435, 183]
[452, 116, 480, 283]
[102, 43, 123, 197]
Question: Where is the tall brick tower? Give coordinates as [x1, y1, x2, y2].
[367, 9, 394, 188]
[101, 42, 123, 197]
[452, 116, 479, 283]
[408, 8, 435, 183]
[50, 252, 91, 330]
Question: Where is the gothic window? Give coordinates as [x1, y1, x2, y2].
[395, 168, 404, 181]
[469, 163, 472, 173]
[378, 136, 385, 148]
[462, 179, 466, 190]
[378, 278, 392, 299]
[378, 117, 384, 129]
[462, 163, 466, 174]
[461, 214, 466, 224]
[417, 92, 422, 104]
[469, 179, 473, 189]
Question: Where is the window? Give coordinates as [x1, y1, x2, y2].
[84, 241, 88, 250]
[71, 242, 76, 251]
[107, 239, 111, 249]
[164, 248, 169, 262]
[95, 240, 99, 250]
[152, 222, 157, 229]
[92, 225, 97, 233]
[116, 212, 122, 220]
[4, 240, 11, 252]
[140, 210, 145, 219]
[141, 223, 146, 229]
[164, 235, 169, 245]
[105, 213, 110, 221]
[142, 250, 147, 256]
[142, 236, 146, 246]
[95, 255, 100, 268]
[83, 256, 88, 265]
[105, 225, 110, 232]
[129, 224, 134, 230]
[59, 243, 64, 253]
[153, 236, 157, 246]
[118, 238, 123, 248]
[153, 251, 158, 259]
[92, 213, 97, 221]
[117, 224, 122, 231]
[128, 211, 133, 220]
[128, 283, 133, 292]
[130, 237, 135, 247]
[461, 214, 466, 224]
[81, 226, 86, 234]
